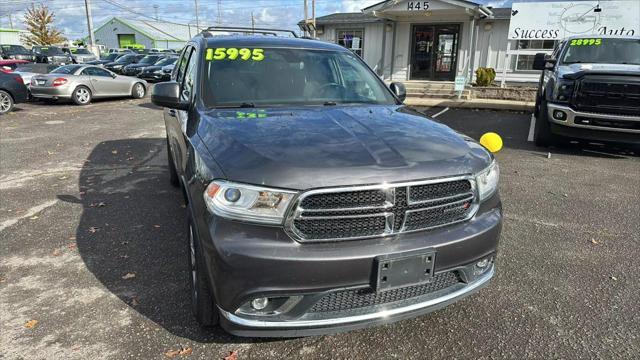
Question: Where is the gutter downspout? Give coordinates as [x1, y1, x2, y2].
[390, 20, 397, 81]
[380, 20, 387, 78]
[466, 16, 476, 84]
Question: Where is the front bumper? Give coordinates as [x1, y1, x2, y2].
[548, 103, 640, 143]
[193, 189, 502, 337]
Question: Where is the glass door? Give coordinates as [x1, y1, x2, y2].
[433, 25, 459, 81]
[410, 24, 459, 81]
[410, 25, 434, 80]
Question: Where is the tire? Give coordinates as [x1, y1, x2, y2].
[72, 86, 92, 105]
[131, 82, 146, 99]
[533, 100, 561, 147]
[187, 213, 219, 327]
[0, 90, 14, 115]
[166, 138, 180, 187]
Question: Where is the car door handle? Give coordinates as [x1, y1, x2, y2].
[168, 109, 177, 117]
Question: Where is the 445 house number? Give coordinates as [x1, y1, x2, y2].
[407, 1, 430, 10]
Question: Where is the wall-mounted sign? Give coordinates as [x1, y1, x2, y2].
[508, 1, 639, 40]
[407, 1, 430, 11]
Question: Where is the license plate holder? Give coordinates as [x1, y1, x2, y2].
[374, 250, 436, 292]
[37, 80, 45, 86]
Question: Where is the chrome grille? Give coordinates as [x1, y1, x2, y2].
[286, 176, 477, 242]
[309, 271, 461, 313]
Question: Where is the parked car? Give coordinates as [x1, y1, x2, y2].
[107, 48, 135, 54]
[137, 57, 177, 82]
[30, 64, 147, 105]
[32, 46, 73, 65]
[160, 49, 177, 54]
[86, 53, 125, 67]
[0, 71, 28, 114]
[104, 54, 145, 74]
[151, 33, 502, 337]
[0, 44, 35, 61]
[532, 35, 640, 146]
[63, 47, 98, 63]
[0, 60, 31, 73]
[122, 54, 166, 76]
[13, 63, 58, 94]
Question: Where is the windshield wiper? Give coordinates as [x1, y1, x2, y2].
[323, 101, 337, 106]
[216, 102, 255, 109]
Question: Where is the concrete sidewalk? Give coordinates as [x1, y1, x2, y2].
[405, 97, 534, 112]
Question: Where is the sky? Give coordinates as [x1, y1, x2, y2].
[0, 0, 594, 40]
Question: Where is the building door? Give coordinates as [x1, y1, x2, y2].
[118, 34, 136, 48]
[410, 24, 459, 81]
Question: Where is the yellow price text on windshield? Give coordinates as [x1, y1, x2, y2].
[206, 48, 265, 61]
[569, 38, 602, 46]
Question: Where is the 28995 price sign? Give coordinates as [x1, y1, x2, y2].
[407, 1, 430, 10]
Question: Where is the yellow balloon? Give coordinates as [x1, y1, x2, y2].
[480, 132, 503, 153]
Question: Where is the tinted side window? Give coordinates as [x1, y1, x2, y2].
[174, 47, 192, 83]
[181, 48, 198, 102]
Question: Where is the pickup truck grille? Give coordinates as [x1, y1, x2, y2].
[287, 177, 477, 242]
[574, 76, 640, 116]
[309, 271, 461, 313]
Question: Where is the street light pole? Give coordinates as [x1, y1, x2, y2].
[194, 0, 200, 31]
[303, 0, 308, 37]
[84, 0, 96, 54]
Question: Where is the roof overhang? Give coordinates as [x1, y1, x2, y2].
[363, 0, 493, 19]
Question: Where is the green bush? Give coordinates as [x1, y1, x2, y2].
[475, 67, 496, 86]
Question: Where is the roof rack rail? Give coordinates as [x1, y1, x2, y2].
[202, 26, 298, 38]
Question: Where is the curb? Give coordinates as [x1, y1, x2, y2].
[404, 98, 534, 112]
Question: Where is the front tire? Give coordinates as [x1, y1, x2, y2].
[72, 86, 92, 105]
[0, 90, 14, 115]
[534, 100, 561, 147]
[187, 214, 219, 327]
[131, 82, 146, 99]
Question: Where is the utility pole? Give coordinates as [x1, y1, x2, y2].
[84, 0, 96, 54]
[217, 0, 222, 26]
[303, 0, 308, 37]
[153, 4, 159, 21]
[311, 0, 316, 38]
[8, 14, 13, 29]
[194, 0, 200, 31]
[251, 11, 255, 33]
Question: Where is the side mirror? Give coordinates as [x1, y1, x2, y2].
[532, 52, 556, 71]
[151, 81, 189, 110]
[389, 82, 406, 102]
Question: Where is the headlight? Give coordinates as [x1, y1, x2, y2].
[475, 160, 499, 202]
[154, 69, 163, 74]
[553, 79, 575, 103]
[204, 180, 297, 224]
[47, 56, 53, 61]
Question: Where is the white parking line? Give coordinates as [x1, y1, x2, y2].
[527, 114, 536, 142]
[432, 107, 450, 118]
[0, 199, 58, 232]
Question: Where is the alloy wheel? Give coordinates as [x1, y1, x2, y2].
[0, 92, 11, 113]
[135, 84, 145, 98]
[76, 88, 90, 104]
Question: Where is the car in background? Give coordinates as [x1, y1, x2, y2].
[63, 48, 98, 63]
[137, 57, 177, 82]
[86, 53, 125, 67]
[0, 60, 31, 73]
[104, 54, 144, 74]
[0, 71, 28, 114]
[32, 46, 72, 65]
[0, 44, 35, 61]
[160, 49, 178, 54]
[107, 48, 135, 54]
[30, 64, 147, 105]
[122, 54, 166, 76]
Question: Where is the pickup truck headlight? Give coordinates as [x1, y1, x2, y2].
[204, 180, 297, 224]
[552, 79, 575, 103]
[154, 69, 164, 74]
[476, 160, 499, 202]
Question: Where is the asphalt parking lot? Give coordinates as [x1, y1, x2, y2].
[1, 98, 639, 359]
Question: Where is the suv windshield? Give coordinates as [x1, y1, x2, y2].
[72, 48, 91, 54]
[139, 55, 161, 64]
[204, 48, 396, 107]
[1, 45, 29, 54]
[101, 53, 120, 61]
[116, 54, 136, 63]
[562, 38, 640, 65]
[155, 57, 176, 66]
[34, 47, 65, 55]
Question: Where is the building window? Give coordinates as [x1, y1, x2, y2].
[511, 40, 557, 71]
[336, 29, 364, 57]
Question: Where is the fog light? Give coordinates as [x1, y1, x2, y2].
[251, 297, 269, 310]
[553, 110, 567, 121]
[224, 188, 241, 202]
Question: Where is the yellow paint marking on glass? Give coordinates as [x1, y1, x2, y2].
[569, 38, 602, 46]
[235, 110, 268, 119]
[206, 48, 265, 61]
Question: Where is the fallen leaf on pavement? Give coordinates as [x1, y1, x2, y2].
[165, 349, 181, 358]
[591, 238, 599, 245]
[52, 249, 61, 256]
[610, 275, 618, 281]
[58, 176, 69, 180]
[153, 225, 161, 228]
[69, 236, 76, 240]
[131, 297, 139, 306]
[88, 227, 99, 233]
[122, 272, 136, 280]
[68, 243, 77, 250]
[224, 351, 238, 360]
[111, 150, 118, 155]
[29, 216, 39, 220]
[179, 348, 193, 356]
[24, 319, 38, 329]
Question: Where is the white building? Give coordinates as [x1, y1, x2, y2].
[0, 28, 28, 46]
[302, 0, 639, 85]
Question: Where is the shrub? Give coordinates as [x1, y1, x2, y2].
[475, 67, 496, 87]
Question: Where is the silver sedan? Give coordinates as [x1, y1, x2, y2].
[30, 64, 147, 105]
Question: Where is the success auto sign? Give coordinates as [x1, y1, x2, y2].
[508, 1, 639, 40]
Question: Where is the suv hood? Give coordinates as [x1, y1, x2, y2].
[559, 63, 640, 79]
[197, 105, 492, 190]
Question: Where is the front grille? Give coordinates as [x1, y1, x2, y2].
[575, 76, 640, 116]
[288, 177, 476, 241]
[575, 116, 640, 131]
[309, 271, 461, 313]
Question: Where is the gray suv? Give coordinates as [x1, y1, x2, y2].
[151, 27, 502, 337]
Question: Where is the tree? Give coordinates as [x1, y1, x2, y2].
[21, 4, 66, 46]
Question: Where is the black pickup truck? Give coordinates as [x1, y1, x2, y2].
[151, 28, 502, 337]
[532, 36, 640, 146]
